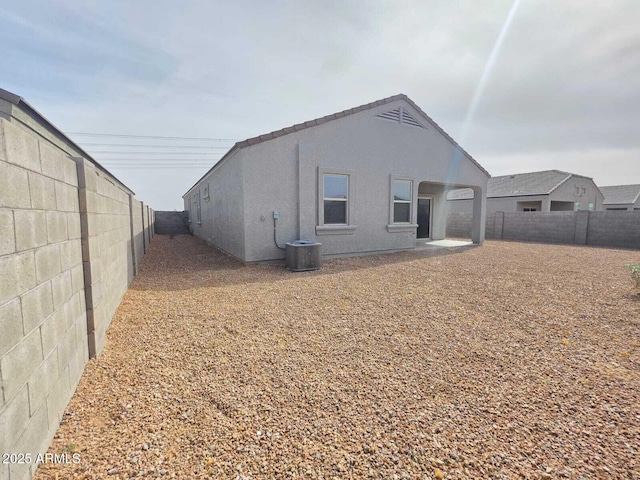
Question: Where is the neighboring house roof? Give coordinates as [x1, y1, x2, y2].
[0, 87, 134, 195]
[184, 94, 489, 197]
[448, 169, 595, 200]
[600, 184, 640, 205]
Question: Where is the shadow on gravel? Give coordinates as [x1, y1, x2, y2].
[131, 235, 479, 292]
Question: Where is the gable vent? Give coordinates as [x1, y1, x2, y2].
[377, 107, 402, 122]
[376, 106, 425, 129]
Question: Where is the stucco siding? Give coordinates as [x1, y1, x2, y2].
[604, 204, 634, 211]
[448, 175, 604, 215]
[447, 195, 549, 214]
[242, 140, 299, 262]
[551, 177, 602, 211]
[185, 150, 246, 260]
[239, 99, 488, 261]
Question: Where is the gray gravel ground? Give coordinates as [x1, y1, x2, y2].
[35, 235, 639, 479]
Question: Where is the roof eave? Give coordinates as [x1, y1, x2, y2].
[182, 144, 241, 198]
[490, 192, 551, 198]
[233, 94, 491, 178]
[182, 93, 491, 196]
[400, 95, 490, 178]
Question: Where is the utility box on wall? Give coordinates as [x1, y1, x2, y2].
[285, 240, 322, 271]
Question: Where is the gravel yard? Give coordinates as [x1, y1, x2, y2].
[35, 235, 639, 479]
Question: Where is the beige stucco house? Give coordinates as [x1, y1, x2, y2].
[447, 170, 604, 214]
[600, 184, 640, 210]
[183, 94, 489, 262]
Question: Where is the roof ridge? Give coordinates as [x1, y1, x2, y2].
[547, 173, 573, 194]
[492, 169, 570, 179]
[184, 94, 489, 194]
[238, 93, 488, 176]
[237, 93, 407, 148]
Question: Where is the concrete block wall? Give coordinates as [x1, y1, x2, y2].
[154, 211, 191, 235]
[587, 211, 640, 249]
[446, 211, 640, 249]
[141, 204, 154, 253]
[445, 212, 472, 238]
[0, 94, 155, 480]
[150, 208, 155, 241]
[130, 198, 144, 275]
[501, 212, 577, 244]
[0, 118, 87, 480]
[77, 159, 137, 358]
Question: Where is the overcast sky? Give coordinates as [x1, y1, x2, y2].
[1, 1, 639, 210]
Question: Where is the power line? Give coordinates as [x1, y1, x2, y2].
[97, 158, 220, 165]
[99, 163, 215, 166]
[66, 132, 238, 141]
[101, 165, 213, 169]
[76, 143, 233, 149]
[90, 151, 225, 155]
[96, 157, 222, 163]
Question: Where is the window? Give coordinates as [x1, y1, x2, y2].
[203, 183, 210, 201]
[523, 207, 537, 212]
[393, 180, 412, 223]
[316, 168, 356, 235]
[323, 174, 348, 224]
[387, 175, 417, 232]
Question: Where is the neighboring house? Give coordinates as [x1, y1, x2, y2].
[447, 170, 603, 214]
[183, 94, 489, 263]
[600, 184, 640, 210]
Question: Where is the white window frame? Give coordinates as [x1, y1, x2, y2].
[316, 167, 356, 235]
[387, 174, 418, 232]
[323, 174, 349, 225]
[203, 183, 210, 201]
[392, 179, 413, 224]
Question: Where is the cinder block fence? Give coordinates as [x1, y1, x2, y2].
[447, 210, 640, 250]
[0, 89, 154, 480]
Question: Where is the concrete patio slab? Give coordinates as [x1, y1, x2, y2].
[416, 239, 474, 249]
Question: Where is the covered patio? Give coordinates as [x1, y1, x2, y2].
[417, 180, 486, 244]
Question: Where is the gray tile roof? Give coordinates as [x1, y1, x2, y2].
[447, 170, 583, 200]
[185, 94, 489, 196]
[600, 184, 640, 205]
